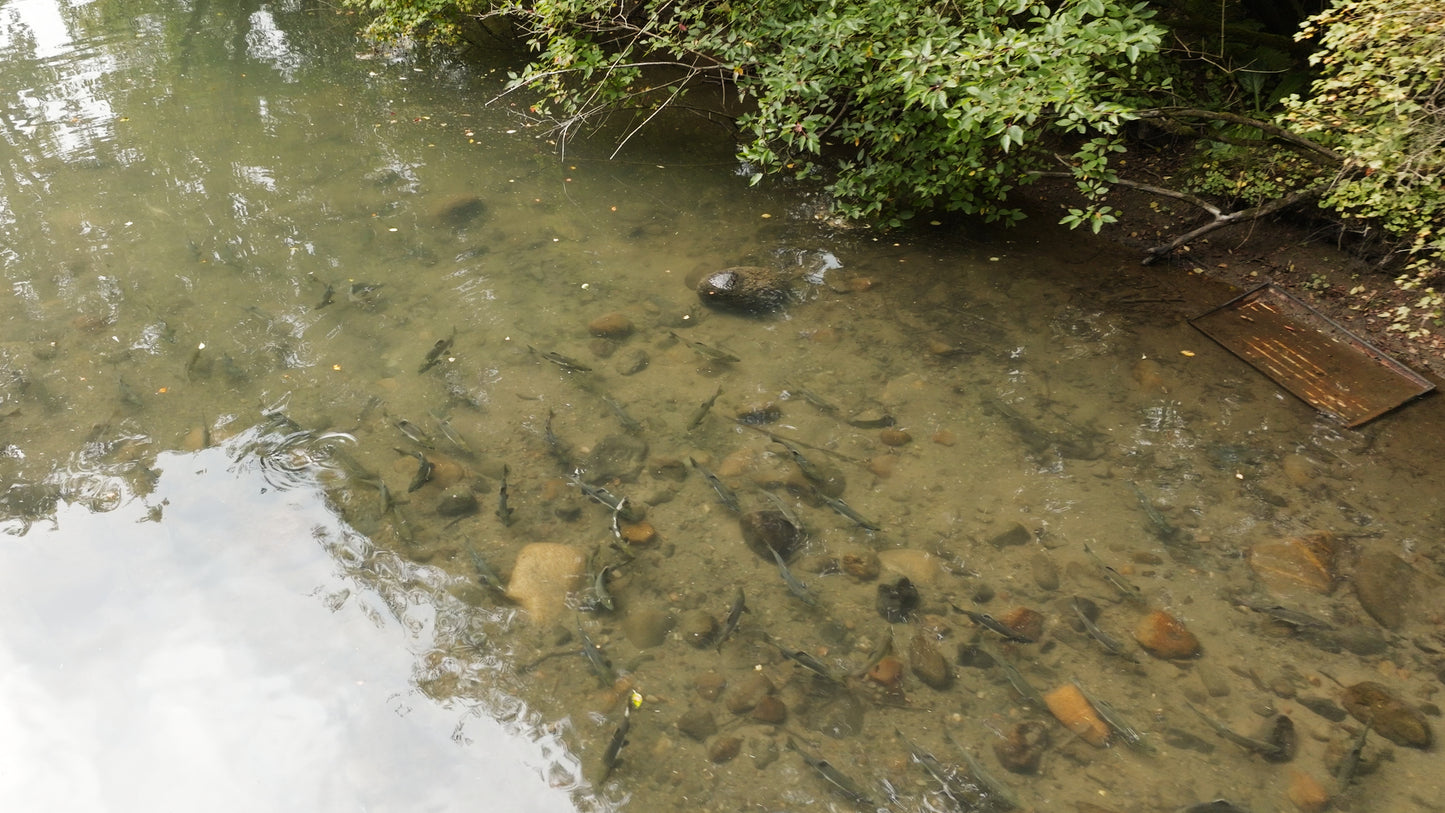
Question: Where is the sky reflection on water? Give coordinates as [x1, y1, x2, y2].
[0, 447, 576, 813]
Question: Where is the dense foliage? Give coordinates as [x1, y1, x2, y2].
[352, 0, 1167, 227]
[1281, 0, 1444, 333]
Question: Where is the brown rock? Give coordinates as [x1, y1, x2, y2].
[842, 551, 881, 581]
[1352, 551, 1414, 630]
[676, 708, 718, 742]
[909, 632, 953, 690]
[694, 671, 727, 701]
[587, 312, 634, 339]
[1249, 531, 1337, 595]
[1043, 683, 1109, 747]
[708, 735, 742, 763]
[1341, 681, 1433, 748]
[866, 656, 904, 690]
[1133, 609, 1201, 659]
[931, 429, 957, 446]
[725, 672, 775, 715]
[1287, 769, 1330, 813]
[503, 543, 586, 625]
[879, 428, 912, 447]
[993, 720, 1050, 774]
[876, 549, 944, 586]
[739, 509, 803, 562]
[988, 523, 1032, 549]
[751, 695, 788, 724]
[678, 609, 719, 648]
[620, 520, 657, 546]
[620, 607, 673, 649]
[998, 607, 1045, 643]
[1029, 553, 1060, 592]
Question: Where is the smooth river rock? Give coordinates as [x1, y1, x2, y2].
[1352, 550, 1414, 630]
[504, 543, 586, 625]
[1341, 681, 1433, 748]
[739, 509, 803, 562]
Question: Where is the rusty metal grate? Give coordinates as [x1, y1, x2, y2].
[1190, 283, 1435, 427]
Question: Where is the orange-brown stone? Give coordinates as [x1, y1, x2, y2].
[1133, 609, 1201, 659]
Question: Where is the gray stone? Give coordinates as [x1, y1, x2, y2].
[676, 708, 718, 742]
[909, 632, 953, 690]
[725, 672, 774, 715]
[989, 523, 1032, 549]
[1029, 552, 1060, 591]
[435, 486, 478, 517]
[696, 266, 789, 314]
[615, 349, 650, 376]
[1353, 551, 1414, 630]
[582, 434, 649, 483]
[739, 509, 803, 562]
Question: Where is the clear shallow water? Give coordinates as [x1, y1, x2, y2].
[3, 2, 1444, 812]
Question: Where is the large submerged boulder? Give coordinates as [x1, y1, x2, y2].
[697, 266, 789, 314]
[505, 543, 585, 625]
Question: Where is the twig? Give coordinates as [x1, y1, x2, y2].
[1141, 184, 1326, 264]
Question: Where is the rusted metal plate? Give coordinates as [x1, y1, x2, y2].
[1190, 284, 1435, 427]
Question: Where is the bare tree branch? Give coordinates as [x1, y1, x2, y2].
[1141, 184, 1326, 264]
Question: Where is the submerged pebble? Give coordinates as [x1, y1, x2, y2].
[675, 708, 718, 742]
[1044, 683, 1109, 747]
[994, 720, 1050, 774]
[1248, 531, 1337, 596]
[620, 607, 673, 649]
[1341, 681, 1433, 748]
[1029, 553, 1060, 591]
[678, 609, 719, 649]
[876, 549, 944, 586]
[1133, 609, 1201, 659]
[587, 312, 634, 339]
[751, 695, 788, 724]
[1351, 551, 1414, 630]
[842, 551, 881, 581]
[614, 348, 650, 375]
[726, 672, 774, 715]
[707, 735, 742, 763]
[739, 509, 803, 562]
[876, 577, 920, 623]
[909, 632, 952, 690]
[435, 486, 478, 517]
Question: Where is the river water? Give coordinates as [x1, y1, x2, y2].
[2, 2, 1442, 812]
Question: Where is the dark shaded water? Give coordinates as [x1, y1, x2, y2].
[3, 2, 1443, 812]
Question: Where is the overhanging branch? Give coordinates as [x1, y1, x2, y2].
[1135, 107, 1344, 164]
[1140, 184, 1326, 265]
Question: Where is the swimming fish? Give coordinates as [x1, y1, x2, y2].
[689, 458, 740, 513]
[668, 330, 740, 363]
[788, 739, 875, 807]
[686, 385, 723, 430]
[710, 588, 747, 651]
[419, 327, 456, 373]
[531, 346, 592, 372]
[770, 544, 819, 607]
